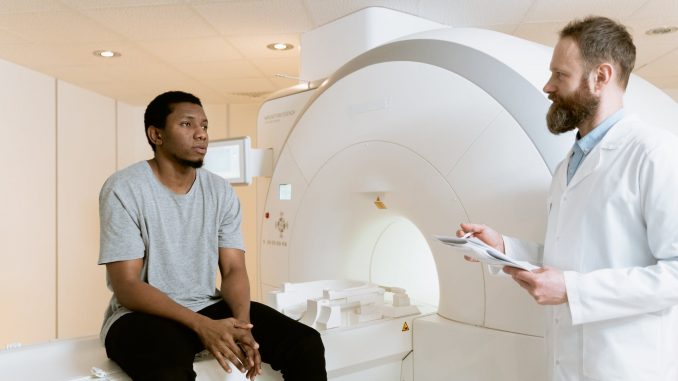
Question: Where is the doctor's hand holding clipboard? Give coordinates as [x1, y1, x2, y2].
[455, 223, 568, 306]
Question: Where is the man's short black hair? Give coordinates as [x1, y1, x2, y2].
[144, 91, 202, 152]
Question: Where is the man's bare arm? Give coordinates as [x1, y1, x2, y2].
[107, 259, 207, 329]
[219, 248, 251, 321]
[218, 248, 262, 379]
[107, 259, 253, 374]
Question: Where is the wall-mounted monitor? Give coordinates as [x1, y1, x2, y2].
[203, 136, 252, 185]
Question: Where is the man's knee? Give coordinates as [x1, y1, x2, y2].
[293, 325, 326, 376]
[280, 326, 327, 380]
[297, 327, 325, 358]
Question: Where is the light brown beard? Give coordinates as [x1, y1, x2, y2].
[546, 77, 600, 135]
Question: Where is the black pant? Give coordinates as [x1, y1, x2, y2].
[105, 301, 327, 381]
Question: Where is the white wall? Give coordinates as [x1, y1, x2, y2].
[0, 57, 262, 347]
[56, 81, 117, 338]
[117, 102, 150, 170]
[228, 103, 262, 301]
[0, 59, 56, 347]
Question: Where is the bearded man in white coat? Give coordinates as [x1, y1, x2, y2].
[458, 16, 678, 381]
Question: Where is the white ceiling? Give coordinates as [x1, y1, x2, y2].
[0, 0, 677, 105]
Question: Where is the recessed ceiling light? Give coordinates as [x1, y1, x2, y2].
[267, 42, 294, 51]
[645, 26, 678, 35]
[93, 50, 121, 58]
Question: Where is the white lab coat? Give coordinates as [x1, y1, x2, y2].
[504, 114, 678, 381]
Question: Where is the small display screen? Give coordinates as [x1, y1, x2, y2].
[202, 137, 251, 185]
[204, 143, 241, 179]
[279, 184, 292, 200]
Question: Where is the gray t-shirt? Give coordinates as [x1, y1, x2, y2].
[98, 161, 245, 341]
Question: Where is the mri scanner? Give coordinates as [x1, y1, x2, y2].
[256, 26, 561, 381]
[2, 7, 678, 381]
[255, 8, 678, 381]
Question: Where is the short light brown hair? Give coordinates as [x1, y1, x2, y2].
[560, 16, 636, 89]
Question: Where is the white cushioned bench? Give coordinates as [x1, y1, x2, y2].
[0, 336, 282, 380]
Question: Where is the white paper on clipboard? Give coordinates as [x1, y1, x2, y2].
[434, 235, 539, 271]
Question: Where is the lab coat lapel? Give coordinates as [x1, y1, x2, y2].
[566, 116, 633, 189]
[567, 147, 602, 188]
[553, 151, 569, 192]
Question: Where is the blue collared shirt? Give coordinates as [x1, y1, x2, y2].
[566, 109, 625, 184]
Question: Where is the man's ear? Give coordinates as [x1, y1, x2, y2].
[594, 63, 614, 92]
[148, 125, 163, 146]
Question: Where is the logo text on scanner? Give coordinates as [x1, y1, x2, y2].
[264, 239, 288, 247]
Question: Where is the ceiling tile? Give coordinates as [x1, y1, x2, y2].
[250, 57, 299, 77]
[192, 0, 312, 35]
[513, 17, 678, 69]
[613, 13, 678, 69]
[171, 59, 263, 80]
[136, 37, 243, 63]
[303, 0, 419, 26]
[166, 83, 229, 104]
[0, 11, 123, 43]
[639, 74, 678, 88]
[36, 42, 163, 68]
[484, 23, 520, 35]
[419, 0, 532, 27]
[107, 62, 196, 84]
[79, 66, 228, 101]
[631, 27, 678, 68]
[0, 28, 28, 44]
[46, 64, 129, 83]
[523, 0, 646, 23]
[227, 34, 300, 58]
[270, 75, 300, 88]
[660, 87, 678, 101]
[0, 42, 111, 68]
[0, 41, 195, 97]
[635, 44, 678, 68]
[81, 80, 228, 107]
[209, 77, 277, 93]
[0, 1, 676, 107]
[61, 0, 184, 9]
[0, 0, 68, 14]
[635, 47, 678, 77]
[224, 94, 266, 104]
[623, 15, 678, 39]
[65, 66, 197, 99]
[81, 4, 219, 40]
[628, 0, 678, 21]
[512, 21, 562, 48]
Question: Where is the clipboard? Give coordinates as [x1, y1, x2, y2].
[434, 235, 539, 271]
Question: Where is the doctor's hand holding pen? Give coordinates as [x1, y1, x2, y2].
[456, 222, 505, 256]
[456, 222, 568, 306]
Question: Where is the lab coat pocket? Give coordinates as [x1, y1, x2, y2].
[582, 313, 661, 380]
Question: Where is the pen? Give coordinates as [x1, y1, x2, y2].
[462, 231, 474, 239]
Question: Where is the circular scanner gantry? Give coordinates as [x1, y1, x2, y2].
[259, 27, 678, 335]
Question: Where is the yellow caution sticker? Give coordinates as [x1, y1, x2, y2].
[402, 322, 409, 332]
